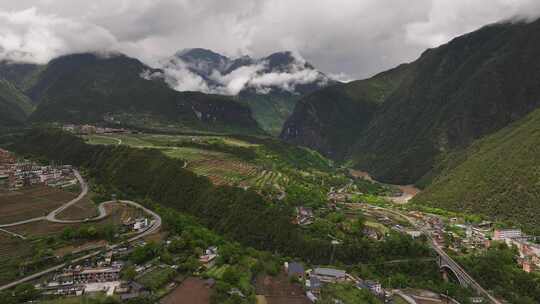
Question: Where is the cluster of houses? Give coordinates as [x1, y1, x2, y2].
[410, 210, 540, 274]
[199, 246, 219, 268]
[0, 149, 77, 191]
[41, 246, 153, 300]
[122, 217, 151, 233]
[293, 206, 315, 226]
[494, 228, 540, 273]
[284, 262, 387, 302]
[62, 124, 131, 135]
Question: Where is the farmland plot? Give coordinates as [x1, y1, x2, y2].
[0, 186, 77, 224]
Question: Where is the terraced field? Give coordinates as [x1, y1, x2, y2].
[82, 133, 322, 194]
[85, 133, 263, 186]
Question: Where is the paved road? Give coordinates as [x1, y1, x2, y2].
[0, 199, 162, 291]
[0, 170, 88, 228]
[0, 170, 162, 291]
[46, 170, 88, 222]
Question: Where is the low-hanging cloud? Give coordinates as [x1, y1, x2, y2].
[0, 1, 540, 79]
[0, 7, 116, 64]
[158, 51, 329, 95]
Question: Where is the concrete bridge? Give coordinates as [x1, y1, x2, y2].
[432, 239, 502, 304]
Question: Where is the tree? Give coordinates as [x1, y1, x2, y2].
[222, 266, 242, 285]
[121, 265, 137, 281]
[13, 283, 39, 303]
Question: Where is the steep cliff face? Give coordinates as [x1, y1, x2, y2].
[280, 64, 412, 159]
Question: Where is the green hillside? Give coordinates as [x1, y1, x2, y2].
[26, 53, 262, 134]
[352, 19, 540, 183]
[282, 19, 540, 184]
[0, 79, 33, 126]
[238, 93, 298, 135]
[413, 108, 540, 231]
[280, 63, 412, 159]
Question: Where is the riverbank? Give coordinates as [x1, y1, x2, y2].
[349, 169, 420, 204]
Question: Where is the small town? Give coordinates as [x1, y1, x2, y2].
[0, 148, 78, 191]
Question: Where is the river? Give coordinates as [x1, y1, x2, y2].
[349, 169, 420, 204]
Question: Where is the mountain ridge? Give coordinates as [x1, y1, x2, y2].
[281, 18, 540, 184]
[161, 48, 336, 134]
[0, 52, 264, 134]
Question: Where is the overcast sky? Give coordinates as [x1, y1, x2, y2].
[1, 0, 540, 80]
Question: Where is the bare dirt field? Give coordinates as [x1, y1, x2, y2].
[56, 196, 99, 220]
[160, 277, 212, 304]
[0, 186, 77, 224]
[255, 273, 310, 304]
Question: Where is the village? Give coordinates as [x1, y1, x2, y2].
[62, 124, 132, 136]
[0, 144, 537, 304]
[0, 148, 78, 191]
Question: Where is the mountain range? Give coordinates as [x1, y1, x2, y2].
[2, 18, 540, 228]
[158, 48, 335, 134]
[280, 18, 540, 228]
[0, 53, 262, 134]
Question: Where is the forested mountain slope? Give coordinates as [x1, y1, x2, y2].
[23, 53, 262, 134]
[280, 63, 412, 159]
[282, 18, 540, 184]
[413, 108, 540, 231]
[352, 19, 540, 183]
[0, 79, 33, 126]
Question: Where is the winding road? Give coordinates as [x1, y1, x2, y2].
[0, 170, 162, 291]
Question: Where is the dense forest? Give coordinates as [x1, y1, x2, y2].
[9, 129, 430, 266]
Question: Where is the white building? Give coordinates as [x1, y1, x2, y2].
[493, 229, 522, 241]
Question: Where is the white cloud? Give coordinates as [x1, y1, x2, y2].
[156, 57, 212, 93]
[0, 1, 539, 78]
[0, 7, 116, 63]
[158, 52, 329, 95]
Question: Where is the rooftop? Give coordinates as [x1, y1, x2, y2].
[313, 267, 346, 278]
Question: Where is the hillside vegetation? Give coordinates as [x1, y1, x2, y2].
[0, 53, 264, 135]
[281, 63, 412, 159]
[413, 108, 540, 231]
[354, 19, 540, 184]
[9, 129, 431, 266]
[282, 19, 540, 185]
[0, 79, 34, 126]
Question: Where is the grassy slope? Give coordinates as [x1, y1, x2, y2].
[413, 108, 540, 230]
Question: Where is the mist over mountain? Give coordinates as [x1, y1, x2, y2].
[154, 48, 332, 96]
[148, 48, 335, 134]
